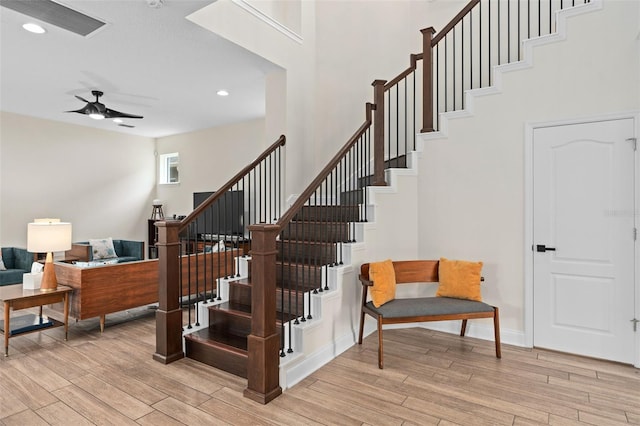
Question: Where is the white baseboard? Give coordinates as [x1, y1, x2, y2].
[280, 328, 359, 389]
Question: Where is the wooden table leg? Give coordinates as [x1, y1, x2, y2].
[63, 292, 69, 341]
[100, 315, 105, 333]
[4, 301, 9, 357]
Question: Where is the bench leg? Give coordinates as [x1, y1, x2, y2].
[494, 307, 502, 358]
[377, 317, 384, 369]
[358, 310, 366, 344]
[100, 315, 106, 333]
[460, 319, 468, 337]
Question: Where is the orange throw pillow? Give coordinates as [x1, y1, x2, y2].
[436, 257, 483, 301]
[369, 259, 396, 308]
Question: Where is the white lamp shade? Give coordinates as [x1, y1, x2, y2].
[27, 221, 72, 253]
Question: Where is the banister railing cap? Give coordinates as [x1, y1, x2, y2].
[421, 26, 436, 35]
[372, 79, 387, 87]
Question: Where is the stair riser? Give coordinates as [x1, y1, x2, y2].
[340, 190, 363, 206]
[228, 281, 251, 306]
[209, 308, 251, 336]
[276, 263, 323, 290]
[276, 242, 337, 265]
[223, 281, 309, 315]
[185, 339, 247, 378]
[281, 222, 349, 242]
[293, 206, 360, 222]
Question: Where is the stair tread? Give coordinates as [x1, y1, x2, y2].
[184, 327, 248, 354]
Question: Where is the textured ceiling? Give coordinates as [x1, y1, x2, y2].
[0, 0, 278, 138]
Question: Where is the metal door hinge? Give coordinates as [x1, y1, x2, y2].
[627, 137, 637, 151]
[631, 318, 639, 332]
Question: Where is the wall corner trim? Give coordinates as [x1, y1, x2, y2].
[231, 0, 303, 44]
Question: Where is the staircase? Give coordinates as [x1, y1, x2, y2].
[184, 196, 362, 376]
[156, 0, 602, 405]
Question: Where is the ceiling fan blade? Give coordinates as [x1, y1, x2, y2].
[104, 108, 143, 119]
[74, 95, 91, 103]
[65, 105, 93, 115]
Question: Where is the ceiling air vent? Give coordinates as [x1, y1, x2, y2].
[0, 0, 106, 36]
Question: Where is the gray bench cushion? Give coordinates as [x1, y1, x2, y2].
[366, 296, 494, 318]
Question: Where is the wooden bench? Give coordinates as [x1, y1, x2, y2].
[358, 260, 501, 368]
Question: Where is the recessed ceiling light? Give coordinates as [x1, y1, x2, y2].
[217, 90, 229, 97]
[113, 118, 123, 123]
[22, 23, 46, 34]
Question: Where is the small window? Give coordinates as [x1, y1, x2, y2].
[159, 152, 179, 184]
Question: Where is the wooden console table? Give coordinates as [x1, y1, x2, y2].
[0, 284, 71, 356]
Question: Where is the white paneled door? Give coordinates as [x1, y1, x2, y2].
[533, 119, 636, 364]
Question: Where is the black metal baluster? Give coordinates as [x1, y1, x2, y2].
[498, 0, 501, 65]
[444, 37, 448, 111]
[389, 84, 400, 161]
[479, 0, 482, 88]
[318, 183, 324, 293]
[489, 0, 492, 85]
[436, 44, 440, 128]
[470, 10, 473, 91]
[402, 78, 406, 161]
[186, 223, 193, 328]
[453, 27, 456, 111]
[462, 15, 464, 109]
[313, 190, 320, 294]
[507, 0, 511, 63]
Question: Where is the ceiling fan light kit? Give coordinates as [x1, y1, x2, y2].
[66, 90, 143, 124]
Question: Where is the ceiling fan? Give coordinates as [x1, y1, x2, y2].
[66, 90, 143, 120]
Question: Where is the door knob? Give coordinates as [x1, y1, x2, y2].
[536, 244, 556, 252]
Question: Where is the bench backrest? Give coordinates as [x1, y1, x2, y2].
[360, 260, 439, 284]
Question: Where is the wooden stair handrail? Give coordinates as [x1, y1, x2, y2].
[431, 0, 480, 45]
[178, 135, 286, 232]
[276, 103, 374, 228]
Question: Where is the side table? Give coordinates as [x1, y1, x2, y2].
[0, 284, 72, 356]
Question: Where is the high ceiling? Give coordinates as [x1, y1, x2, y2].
[0, 0, 279, 138]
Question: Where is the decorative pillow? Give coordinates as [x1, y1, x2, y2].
[0, 251, 6, 271]
[89, 238, 117, 260]
[436, 257, 483, 301]
[369, 259, 396, 308]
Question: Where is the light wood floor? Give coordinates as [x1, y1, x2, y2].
[1, 306, 638, 425]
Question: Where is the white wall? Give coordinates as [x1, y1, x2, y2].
[0, 111, 155, 248]
[155, 118, 266, 218]
[417, 1, 640, 334]
[188, 0, 438, 196]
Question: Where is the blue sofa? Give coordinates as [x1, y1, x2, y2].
[67, 240, 144, 263]
[0, 247, 33, 286]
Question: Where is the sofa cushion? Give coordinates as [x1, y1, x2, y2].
[369, 259, 396, 308]
[89, 238, 117, 260]
[436, 257, 483, 302]
[0, 269, 27, 286]
[365, 296, 494, 318]
[1, 247, 33, 271]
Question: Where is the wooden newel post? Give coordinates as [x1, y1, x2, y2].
[372, 79, 387, 186]
[153, 220, 184, 364]
[244, 223, 282, 404]
[421, 27, 436, 133]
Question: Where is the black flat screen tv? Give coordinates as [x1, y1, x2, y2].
[193, 190, 244, 236]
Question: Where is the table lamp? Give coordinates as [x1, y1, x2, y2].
[27, 218, 72, 291]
